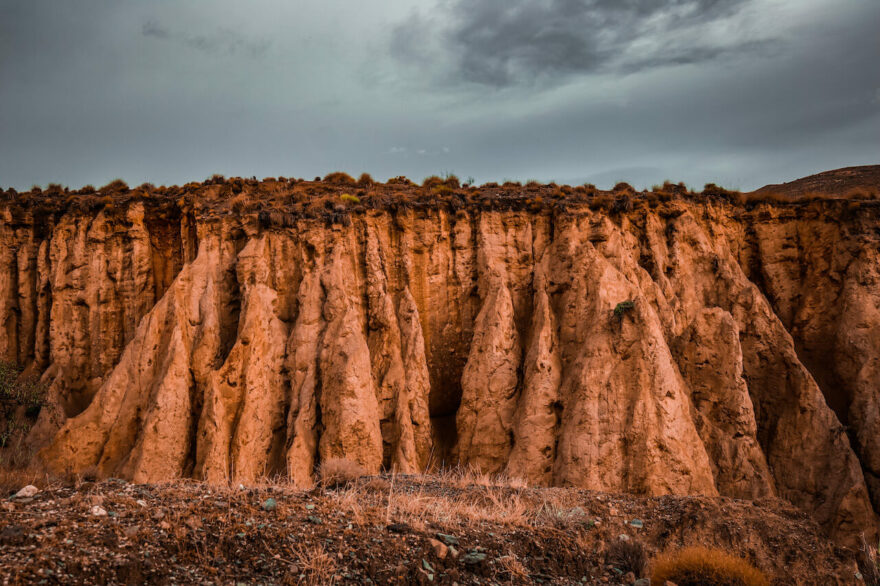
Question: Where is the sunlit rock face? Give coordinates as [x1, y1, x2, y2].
[2, 189, 879, 546]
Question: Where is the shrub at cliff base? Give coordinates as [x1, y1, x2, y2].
[651, 546, 770, 586]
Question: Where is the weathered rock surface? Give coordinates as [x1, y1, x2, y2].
[1, 189, 879, 546]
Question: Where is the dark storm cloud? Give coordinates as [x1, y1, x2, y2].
[391, 0, 773, 87]
[142, 21, 272, 58]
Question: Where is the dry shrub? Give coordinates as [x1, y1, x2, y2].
[0, 361, 47, 454]
[443, 174, 461, 189]
[579, 183, 598, 197]
[607, 539, 648, 578]
[386, 175, 412, 185]
[357, 172, 374, 186]
[79, 184, 96, 194]
[495, 552, 530, 582]
[318, 458, 366, 488]
[101, 178, 129, 193]
[611, 194, 633, 214]
[324, 172, 356, 185]
[291, 542, 337, 585]
[703, 183, 745, 205]
[651, 546, 769, 586]
[590, 193, 613, 210]
[422, 175, 444, 188]
[46, 183, 64, 195]
[612, 182, 635, 195]
[0, 463, 53, 496]
[861, 534, 880, 586]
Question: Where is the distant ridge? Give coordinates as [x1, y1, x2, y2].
[751, 165, 880, 199]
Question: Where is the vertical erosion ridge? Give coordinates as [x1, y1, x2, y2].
[0, 202, 877, 546]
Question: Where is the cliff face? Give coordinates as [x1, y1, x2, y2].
[2, 189, 879, 546]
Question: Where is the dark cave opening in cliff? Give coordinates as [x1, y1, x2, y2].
[428, 378, 462, 467]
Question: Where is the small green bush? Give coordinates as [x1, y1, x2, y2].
[614, 300, 635, 319]
[340, 193, 360, 204]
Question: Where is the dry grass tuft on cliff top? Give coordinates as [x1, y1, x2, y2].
[5, 165, 879, 225]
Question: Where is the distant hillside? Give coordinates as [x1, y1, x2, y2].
[751, 165, 880, 199]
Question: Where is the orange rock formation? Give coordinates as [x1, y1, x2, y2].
[1, 177, 878, 546]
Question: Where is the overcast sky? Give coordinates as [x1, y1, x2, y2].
[1, 0, 878, 191]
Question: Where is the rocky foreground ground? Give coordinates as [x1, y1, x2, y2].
[0, 471, 863, 585]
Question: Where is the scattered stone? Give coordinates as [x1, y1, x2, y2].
[461, 551, 487, 565]
[634, 579, 650, 586]
[436, 533, 459, 546]
[136, 499, 147, 507]
[90, 505, 108, 517]
[428, 538, 449, 559]
[422, 559, 434, 573]
[306, 515, 322, 524]
[618, 534, 630, 542]
[0, 525, 25, 545]
[14, 485, 39, 498]
[387, 523, 410, 534]
[305, 503, 315, 510]
[623, 571, 635, 583]
[629, 519, 644, 529]
[448, 546, 459, 559]
[261, 498, 277, 511]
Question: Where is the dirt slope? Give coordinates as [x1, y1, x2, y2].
[0, 475, 863, 584]
[750, 164, 880, 199]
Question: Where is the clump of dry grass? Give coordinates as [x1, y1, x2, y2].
[318, 458, 366, 488]
[291, 542, 338, 585]
[607, 539, 648, 578]
[100, 179, 129, 193]
[651, 546, 769, 586]
[357, 172, 374, 186]
[495, 551, 530, 582]
[324, 172, 356, 185]
[422, 175, 444, 188]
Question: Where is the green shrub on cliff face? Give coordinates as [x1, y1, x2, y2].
[0, 362, 47, 448]
[614, 300, 635, 320]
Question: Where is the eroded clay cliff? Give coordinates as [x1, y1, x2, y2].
[1, 178, 879, 546]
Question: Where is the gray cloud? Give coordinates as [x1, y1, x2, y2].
[0, 0, 876, 193]
[142, 20, 271, 58]
[391, 0, 776, 87]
